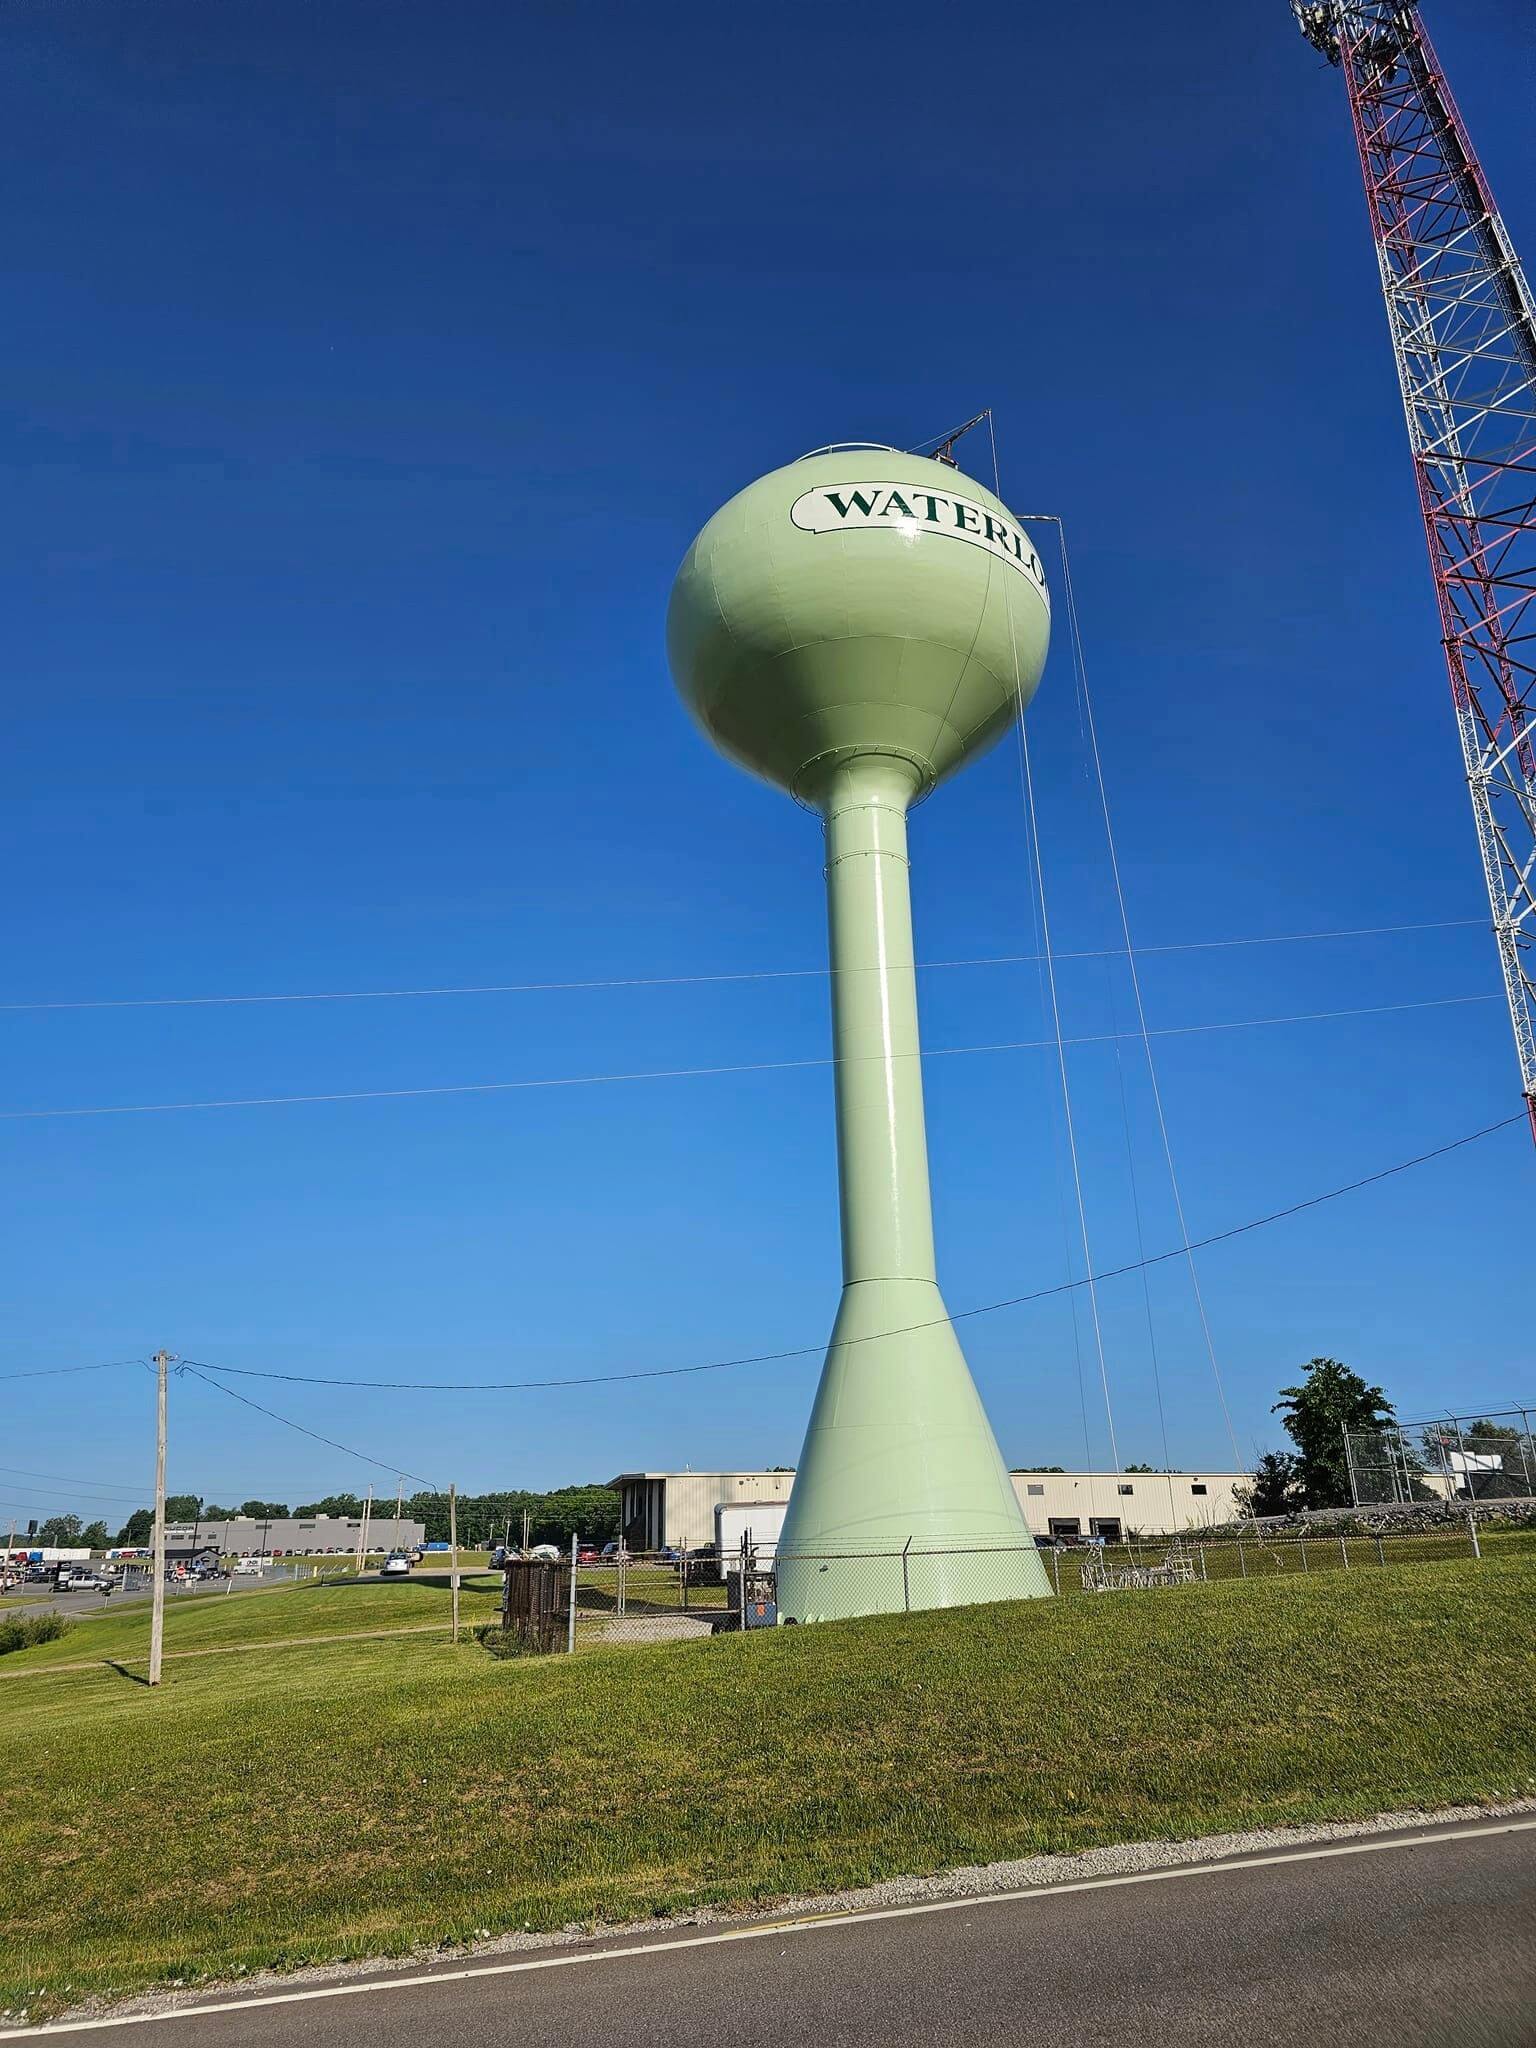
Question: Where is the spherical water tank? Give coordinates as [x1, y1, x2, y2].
[667, 446, 1051, 805]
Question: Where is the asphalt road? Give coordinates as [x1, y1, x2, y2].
[12, 1818, 1533, 2047]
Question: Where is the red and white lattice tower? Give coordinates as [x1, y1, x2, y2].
[1293, 2, 1536, 1141]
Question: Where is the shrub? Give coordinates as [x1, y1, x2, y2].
[474, 1623, 543, 1660]
[0, 1612, 74, 1656]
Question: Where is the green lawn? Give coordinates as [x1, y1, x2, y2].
[3, 1551, 1534, 2021]
[0, 1572, 505, 1673]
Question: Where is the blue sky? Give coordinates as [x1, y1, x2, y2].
[3, 0, 1532, 1526]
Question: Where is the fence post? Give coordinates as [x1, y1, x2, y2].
[1051, 1547, 1061, 1597]
[680, 1547, 688, 1612]
[901, 1537, 912, 1613]
[1237, 1540, 1247, 1578]
[1467, 1511, 1481, 1561]
[1299, 1534, 1309, 1572]
[1375, 1532, 1385, 1567]
[1198, 1544, 1207, 1582]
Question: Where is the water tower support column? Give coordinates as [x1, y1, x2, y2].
[773, 753, 1052, 1623]
[824, 756, 938, 1296]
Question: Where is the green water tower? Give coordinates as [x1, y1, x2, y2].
[667, 445, 1055, 1621]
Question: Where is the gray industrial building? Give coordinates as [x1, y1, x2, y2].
[159, 1513, 425, 1556]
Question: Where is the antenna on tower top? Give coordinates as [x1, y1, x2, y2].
[916, 410, 990, 468]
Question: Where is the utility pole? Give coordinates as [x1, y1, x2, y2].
[393, 1476, 404, 1552]
[449, 1484, 460, 1642]
[356, 1488, 373, 1576]
[148, 1348, 173, 1686]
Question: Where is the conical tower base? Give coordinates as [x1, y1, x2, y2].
[775, 1279, 1053, 1623]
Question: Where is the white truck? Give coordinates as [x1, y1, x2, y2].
[714, 1500, 789, 1579]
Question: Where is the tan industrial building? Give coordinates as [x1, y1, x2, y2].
[159, 1513, 425, 1557]
[613, 1471, 796, 1553]
[1009, 1470, 1249, 1540]
[611, 1469, 1249, 1551]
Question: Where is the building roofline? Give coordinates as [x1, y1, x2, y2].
[608, 1470, 797, 1487]
[611, 1468, 1246, 1485]
[1009, 1470, 1250, 1480]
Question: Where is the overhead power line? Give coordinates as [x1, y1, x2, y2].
[0, 916, 1485, 1013]
[0, 990, 1499, 1122]
[0, 1356, 146, 1384]
[177, 1111, 1524, 1394]
[0, 1464, 148, 1502]
[176, 1362, 438, 1489]
[4, 1111, 1520, 1399]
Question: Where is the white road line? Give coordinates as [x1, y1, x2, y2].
[8, 1817, 1533, 2038]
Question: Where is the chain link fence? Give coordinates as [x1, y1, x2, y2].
[1345, 1407, 1536, 1506]
[564, 1551, 730, 1648]
[489, 1518, 1525, 1652]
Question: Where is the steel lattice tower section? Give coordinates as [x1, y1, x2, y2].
[1293, 2, 1536, 1141]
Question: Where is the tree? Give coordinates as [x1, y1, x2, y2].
[401, 1484, 621, 1547]
[293, 1494, 364, 1517]
[203, 1505, 236, 1519]
[38, 1514, 83, 1546]
[81, 1521, 110, 1550]
[1124, 1463, 1157, 1473]
[1234, 1452, 1302, 1519]
[238, 1500, 288, 1519]
[164, 1494, 202, 1522]
[116, 1508, 153, 1546]
[1273, 1358, 1396, 1509]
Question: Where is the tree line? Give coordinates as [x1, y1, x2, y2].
[16, 1486, 622, 1552]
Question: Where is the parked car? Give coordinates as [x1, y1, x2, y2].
[576, 1545, 600, 1563]
[527, 1543, 561, 1563]
[59, 1567, 109, 1591]
[380, 1553, 411, 1578]
[599, 1541, 629, 1561]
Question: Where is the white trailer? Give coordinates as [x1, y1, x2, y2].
[714, 1500, 788, 1579]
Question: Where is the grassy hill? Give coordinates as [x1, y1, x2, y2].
[3, 1554, 1534, 2020]
[0, 1571, 505, 1671]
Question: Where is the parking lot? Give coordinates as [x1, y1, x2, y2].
[2, 1559, 316, 1617]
